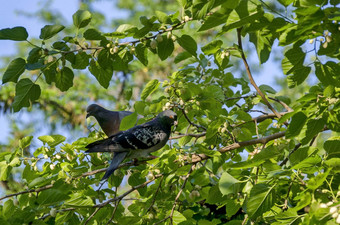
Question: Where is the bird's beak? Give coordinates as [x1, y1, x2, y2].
[86, 113, 90, 118]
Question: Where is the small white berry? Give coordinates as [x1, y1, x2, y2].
[156, 34, 163, 42]
[50, 208, 57, 217]
[330, 206, 337, 214]
[49, 164, 55, 170]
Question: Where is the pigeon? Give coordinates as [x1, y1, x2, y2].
[86, 104, 136, 137]
[85, 110, 177, 180]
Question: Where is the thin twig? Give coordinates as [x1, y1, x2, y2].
[39, 207, 76, 220]
[84, 207, 101, 225]
[145, 177, 164, 214]
[106, 199, 121, 225]
[170, 132, 206, 140]
[179, 107, 206, 130]
[237, 28, 281, 119]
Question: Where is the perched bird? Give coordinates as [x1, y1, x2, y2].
[86, 104, 135, 136]
[86, 110, 177, 180]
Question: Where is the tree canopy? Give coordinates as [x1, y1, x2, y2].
[0, 0, 339, 224]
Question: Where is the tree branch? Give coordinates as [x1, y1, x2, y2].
[237, 28, 281, 119]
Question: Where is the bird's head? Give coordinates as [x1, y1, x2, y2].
[157, 110, 178, 127]
[86, 104, 103, 118]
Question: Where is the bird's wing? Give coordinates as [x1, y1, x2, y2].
[114, 122, 165, 150]
[101, 152, 128, 180]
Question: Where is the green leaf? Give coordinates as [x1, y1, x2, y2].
[315, 61, 340, 87]
[221, 1, 264, 33]
[0, 26, 28, 41]
[71, 52, 91, 70]
[0, 162, 9, 181]
[38, 135, 66, 147]
[287, 66, 311, 88]
[324, 136, 340, 158]
[177, 35, 197, 56]
[226, 199, 242, 218]
[155, 11, 171, 23]
[73, 10, 92, 29]
[192, 0, 215, 19]
[12, 78, 41, 112]
[19, 136, 33, 149]
[157, 35, 174, 60]
[37, 188, 70, 205]
[247, 183, 276, 219]
[172, 210, 186, 225]
[174, 51, 192, 64]
[65, 193, 93, 207]
[259, 84, 276, 94]
[2, 58, 26, 83]
[307, 170, 330, 190]
[83, 28, 104, 40]
[219, 172, 239, 195]
[116, 24, 137, 33]
[286, 112, 307, 138]
[222, 0, 240, 9]
[120, 112, 138, 131]
[89, 59, 113, 89]
[141, 79, 159, 100]
[249, 30, 273, 64]
[56, 67, 74, 91]
[135, 43, 148, 66]
[281, 47, 306, 75]
[301, 118, 325, 144]
[128, 173, 146, 186]
[39, 25, 65, 40]
[199, 6, 232, 32]
[202, 40, 223, 55]
[275, 209, 301, 224]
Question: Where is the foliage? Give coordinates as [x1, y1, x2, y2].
[0, 0, 340, 224]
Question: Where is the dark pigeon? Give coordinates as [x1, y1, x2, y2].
[86, 110, 177, 180]
[86, 104, 136, 137]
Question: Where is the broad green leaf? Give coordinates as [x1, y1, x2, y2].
[83, 28, 104, 40]
[222, 0, 240, 9]
[198, 8, 231, 31]
[135, 43, 148, 66]
[116, 24, 137, 33]
[307, 169, 330, 190]
[219, 172, 239, 195]
[0, 162, 9, 181]
[37, 188, 70, 205]
[2, 58, 26, 83]
[89, 59, 113, 89]
[324, 136, 340, 158]
[301, 118, 325, 144]
[259, 84, 276, 94]
[221, 1, 264, 33]
[275, 209, 301, 224]
[71, 52, 91, 70]
[247, 183, 276, 219]
[73, 10, 92, 29]
[292, 155, 321, 170]
[38, 135, 66, 147]
[157, 35, 174, 60]
[56, 67, 74, 91]
[249, 30, 273, 64]
[120, 112, 138, 131]
[177, 35, 197, 56]
[174, 51, 192, 64]
[201, 40, 223, 55]
[315, 61, 340, 87]
[192, 0, 215, 19]
[155, 11, 171, 23]
[141, 79, 159, 100]
[28, 177, 50, 188]
[0, 26, 28, 41]
[65, 193, 94, 207]
[172, 210, 186, 225]
[12, 78, 41, 112]
[225, 199, 242, 218]
[281, 47, 305, 75]
[19, 136, 33, 149]
[278, 0, 294, 7]
[286, 112, 307, 138]
[287, 66, 311, 88]
[128, 173, 146, 186]
[39, 24, 65, 40]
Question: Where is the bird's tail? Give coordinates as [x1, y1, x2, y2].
[101, 152, 128, 180]
[85, 138, 112, 153]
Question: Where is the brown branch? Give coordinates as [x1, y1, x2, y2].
[237, 28, 281, 119]
[84, 207, 101, 225]
[234, 112, 288, 127]
[268, 97, 293, 112]
[39, 207, 76, 220]
[188, 131, 286, 163]
[0, 184, 53, 201]
[145, 176, 164, 214]
[106, 199, 121, 225]
[179, 107, 206, 130]
[94, 174, 163, 208]
[170, 132, 206, 140]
